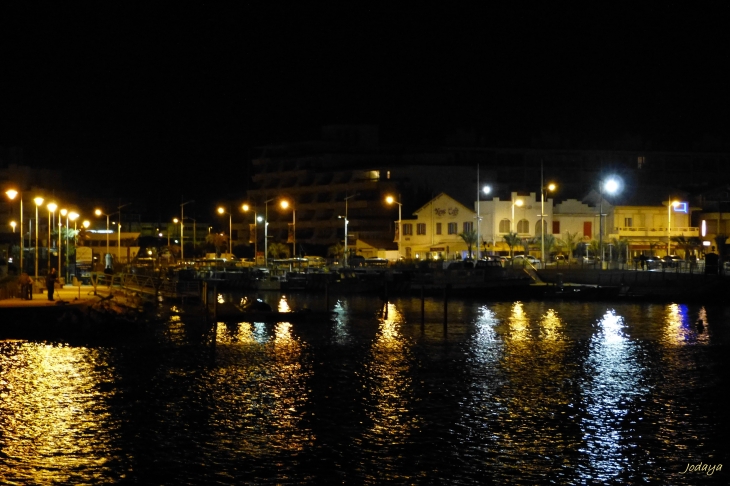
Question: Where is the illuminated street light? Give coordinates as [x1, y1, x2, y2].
[180, 200, 194, 261]
[47, 202, 57, 273]
[217, 206, 232, 255]
[264, 198, 275, 267]
[33, 197, 44, 279]
[386, 195, 402, 261]
[280, 199, 296, 258]
[5, 189, 23, 272]
[341, 194, 357, 266]
[540, 163, 557, 264]
[598, 177, 621, 267]
[667, 199, 680, 256]
[243, 203, 258, 262]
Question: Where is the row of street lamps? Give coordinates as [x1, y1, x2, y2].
[5, 189, 91, 282]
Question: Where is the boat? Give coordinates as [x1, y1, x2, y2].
[210, 301, 337, 323]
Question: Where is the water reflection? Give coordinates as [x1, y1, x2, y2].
[358, 302, 419, 477]
[577, 309, 648, 482]
[0, 342, 119, 483]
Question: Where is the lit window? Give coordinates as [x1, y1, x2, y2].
[517, 219, 529, 233]
[499, 219, 511, 233]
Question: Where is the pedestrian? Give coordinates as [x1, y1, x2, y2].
[640, 254, 646, 270]
[19, 272, 32, 300]
[46, 268, 58, 301]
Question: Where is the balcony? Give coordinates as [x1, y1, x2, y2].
[614, 227, 700, 238]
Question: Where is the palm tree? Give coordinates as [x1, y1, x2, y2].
[558, 231, 579, 262]
[671, 235, 702, 259]
[503, 232, 521, 259]
[205, 233, 228, 257]
[327, 242, 344, 260]
[538, 234, 558, 262]
[267, 241, 290, 259]
[459, 229, 478, 259]
[610, 237, 629, 262]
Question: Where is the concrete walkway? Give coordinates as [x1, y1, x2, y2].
[0, 284, 111, 309]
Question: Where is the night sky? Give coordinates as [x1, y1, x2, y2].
[2, 4, 730, 213]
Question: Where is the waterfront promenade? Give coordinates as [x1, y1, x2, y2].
[0, 284, 110, 309]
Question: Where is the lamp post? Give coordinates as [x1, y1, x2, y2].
[511, 197, 524, 233]
[667, 198, 680, 256]
[47, 202, 57, 273]
[540, 177, 557, 264]
[34, 197, 44, 280]
[60, 208, 67, 280]
[68, 212, 78, 284]
[95, 209, 111, 265]
[264, 197, 275, 267]
[173, 218, 182, 253]
[280, 200, 296, 258]
[478, 185, 491, 259]
[217, 206, 232, 255]
[598, 177, 620, 267]
[5, 189, 22, 272]
[180, 200, 194, 261]
[242, 203, 258, 263]
[342, 194, 357, 266]
[386, 195, 402, 261]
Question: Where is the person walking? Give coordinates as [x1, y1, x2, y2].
[46, 268, 58, 301]
[19, 272, 32, 300]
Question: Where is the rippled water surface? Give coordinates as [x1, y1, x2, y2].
[2, 294, 729, 484]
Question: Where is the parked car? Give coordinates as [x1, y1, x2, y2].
[513, 255, 540, 266]
[661, 255, 683, 268]
[554, 255, 568, 263]
[643, 256, 663, 269]
[304, 256, 327, 267]
[582, 256, 598, 265]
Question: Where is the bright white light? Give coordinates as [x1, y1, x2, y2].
[604, 178, 619, 194]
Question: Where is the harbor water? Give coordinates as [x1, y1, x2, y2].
[1, 292, 729, 484]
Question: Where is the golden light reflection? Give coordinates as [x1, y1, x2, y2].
[0, 343, 117, 480]
[508, 301, 530, 341]
[539, 308, 563, 341]
[360, 303, 419, 450]
[277, 296, 291, 313]
[663, 303, 689, 345]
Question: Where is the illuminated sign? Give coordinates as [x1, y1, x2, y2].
[673, 202, 688, 213]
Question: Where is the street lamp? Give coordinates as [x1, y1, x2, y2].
[5, 189, 22, 272]
[667, 198, 680, 256]
[95, 209, 111, 265]
[597, 177, 620, 266]
[217, 206, 232, 255]
[68, 211, 79, 284]
[540, 180, 557, 264]
[511, 197, 524, 233]
[341, 194, 357, 266]
[386, 195, 402, 261]
[34, 197, 44, 279]
[477, 184, 491, 260]
[180, 200, 194, 261]
[280, 200, 296, 258]
[60, 208, 67, 280]
[264, 197, 275, 267]
[242, 203, 258, 262]
[47, 202, 57, 273]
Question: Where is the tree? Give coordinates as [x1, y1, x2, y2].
[327, 242, 344, 260]
[459, 229, 478, 259]
[267, 242, 290, 259]
[541, 234, 557, 262]
[558, 231, 579, 261]
[205, 233, 228, 257]
[610, 237, 629, 262]
[503, 232, 521, 259]
[671, 235, 702, 259]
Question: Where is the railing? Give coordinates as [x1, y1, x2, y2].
[614, 226, 699, 237]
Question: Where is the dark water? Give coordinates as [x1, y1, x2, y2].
[1, 293, 729, 485]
